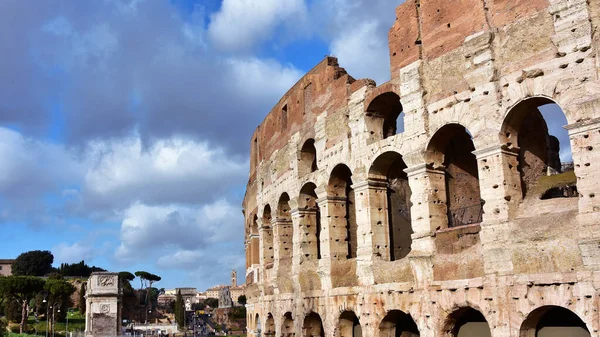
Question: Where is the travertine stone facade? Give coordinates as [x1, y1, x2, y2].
[242, 0, 600, 336]
[85, 272, 122, 337]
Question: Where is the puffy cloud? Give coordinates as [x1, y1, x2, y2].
[52, 241, 96, 263]
[115, 200, 243, 264]
[208, 0, 307, 52]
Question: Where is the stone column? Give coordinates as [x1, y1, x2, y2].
[85, 272, 122, 337]
[404, 164, 445, 287]
[473, 145, 519, 275]
[352, 179, 388, 285]
[316, 196, 339, 289]
[292, 208, 320, 265]
[258, 218, 274, 282]
[272, 217, 293, 278]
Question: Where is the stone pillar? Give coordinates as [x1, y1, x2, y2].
[474, 145, 519, 275]
[272, 217, 293, 278]
[85, 272, 122, 337]
[404, 165, 445, 287]
[316, 196, 337, 289]
[352, 179, 388, 285]
[258, 218, 274, 282]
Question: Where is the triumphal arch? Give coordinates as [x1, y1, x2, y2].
[242, 0, 600, 336]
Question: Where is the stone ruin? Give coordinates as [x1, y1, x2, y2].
[242, 0, 600, 336]
[85, 272, 122, 337]
[218, 286, 233, 308]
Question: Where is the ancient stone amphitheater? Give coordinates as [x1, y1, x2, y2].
[242, 0, 600, 336]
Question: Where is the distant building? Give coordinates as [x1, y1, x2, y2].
[0, 259, 15, 276]
[205, 269, 245, 305]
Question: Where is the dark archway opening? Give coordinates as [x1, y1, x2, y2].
[300, 183, 321, 260]
[265, 313, 276, 337]
[369, 152, 413, 260]
[262, 204, 274, 268]
[300, 139, 318, 176]
[428, 124, 482, 227]
[366, 92, 405, 139]
[501, 98, 576, 200]
[445, 307, 491, 337]
[338, 311, 362, 337]
[520, 306, 590, 337]
[328, 164, 357, 259]
[379, 310, 419, 337]
[282, 312, 295, 337]
[303, 312, 324, 337]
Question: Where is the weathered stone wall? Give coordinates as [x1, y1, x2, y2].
[242, 0, 600, 336]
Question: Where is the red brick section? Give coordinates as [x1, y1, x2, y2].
[249, 57, 371, 178]
[364, 82, 399, 112]
[488, 0, 549, 28]
[389, 0, 420, 80]
[420, 0, 488, 60]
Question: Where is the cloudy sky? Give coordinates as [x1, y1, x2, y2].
[0, 0, 400, 290]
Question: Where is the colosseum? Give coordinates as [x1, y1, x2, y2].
[242, 0, 600, 336]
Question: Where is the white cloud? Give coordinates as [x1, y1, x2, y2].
[53, 241, 96, 263]
[208, 0, 307, 51]
[114, 199, 242, 264]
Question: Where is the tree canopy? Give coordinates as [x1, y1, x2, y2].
[58, 260, 106, 277]
[119, 271, 135, 282]
[237, 295, 247, 306]
[0, 276, 46, 333]
[11, 250, 54, 276]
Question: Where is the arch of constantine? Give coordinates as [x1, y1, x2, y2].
[242, 0, 600, 336]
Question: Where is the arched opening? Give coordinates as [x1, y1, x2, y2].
[428, 124, 482, 228]
[300, 139, 318, 176]
[265, 313, 276, 337]
[444, 307, 491, 337]
[262, 205, 274, 268]
[379, 310, 419, 337]
[276, 193, 293, 261]
[338, 311, 362, 337]
[366, 92, 404, 139]
[501, 98, 576, 199]
[282, 312, 295, 337]
[303, 312, 324, 337]
[299, 183, 321, 260]
[328, 164, 357, 259]
[256, 313, 261, 334]
[369, 152, 413, 260]
[520, 306, 590, 337]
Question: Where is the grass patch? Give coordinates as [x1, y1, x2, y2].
[530, 171, 577, 198]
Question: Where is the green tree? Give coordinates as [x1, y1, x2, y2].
[45, 278, 76, 330]
[134, 271, 161, 322]
[11, 250, 54, 276]
[79, 283, 86, 314]
[204, 298, 218, 308]
[175, 290, 184, 329]
[237, 295, 247, 306]
[0, 276, 46, 333]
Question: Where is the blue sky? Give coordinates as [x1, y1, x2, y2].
[0, 0, 401, 290]
[0, 0, 573, 291]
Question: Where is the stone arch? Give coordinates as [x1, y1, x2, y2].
[443, 307, 491, 337]
[256, 313, 261, 333]
[276, 193, 293, 261]
[299, 182, 322, 260]
[299, 138, 319, 176]
[427, 123, 483, 228]
[365, 89, 404, 140]
[520, 306, 590, 337]
[303, 312, 324, 337]
[337, 311, 362, 337]
[265, 313, 276, 337]
[262, 204, 274, 268]
[379, 310, 419, 337]
[369, 151, 412, 260]
[282, 312, 295, 337]
[328, 164, 357, 259]
[500, 97, 576, 199]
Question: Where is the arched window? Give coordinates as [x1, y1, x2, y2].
[366, 92, 404, 140]
[428, 124, 482, 227]
[303, 312, 324, 337]
[501, 98, 576, 199]
[282, 312, 294, 337]
[299, 139, 318, 176]
[299, 183, 321, 260]
[265, 313, 276, 337]
[276, 193, 293, 261]
[369, 152, 412, 260]
[520, 306, 590, 337]
[338, 311, 362, 337]
[379, 310, 419, 337]
[262, 205, 274, 268]
[328, 164, 357, 259]
[444, 307, 491, 337]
